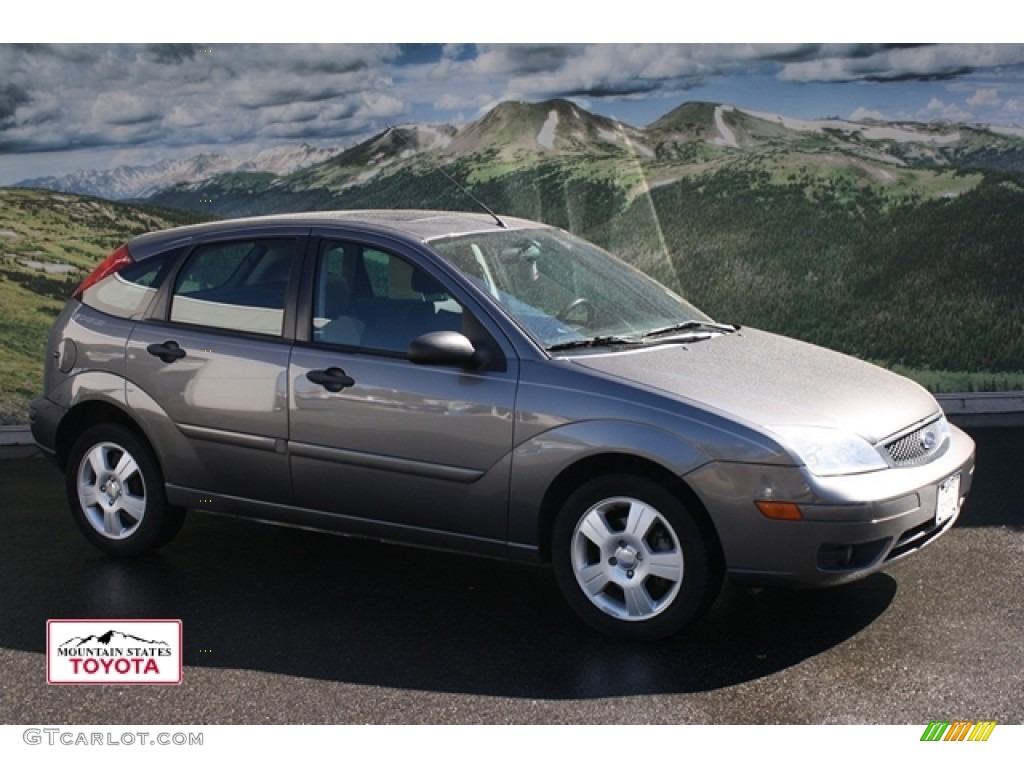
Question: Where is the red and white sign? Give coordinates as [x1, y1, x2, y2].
[47, 619, 182, 685]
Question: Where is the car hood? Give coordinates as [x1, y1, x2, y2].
[569, 327, 939, 444]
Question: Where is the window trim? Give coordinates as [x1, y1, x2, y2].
[145, 233, 308, 342]
[297, 233, 512, 372]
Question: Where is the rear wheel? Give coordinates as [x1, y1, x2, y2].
[66, 424, 185, 556]
[551, 474, 720, 640]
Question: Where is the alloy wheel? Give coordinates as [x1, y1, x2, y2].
[570, 495, 684, 621]
[76, 441, 148, 540]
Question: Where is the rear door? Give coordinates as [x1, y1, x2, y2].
[126, 233, 304, 504]
[287, 234, 519, 551]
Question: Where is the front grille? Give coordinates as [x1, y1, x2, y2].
[886, 517, 947, 561]
[883, 417, 946, 467]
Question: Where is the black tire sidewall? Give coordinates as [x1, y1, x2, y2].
[65, 424, 170, 557]
[551, 474, 711, 640]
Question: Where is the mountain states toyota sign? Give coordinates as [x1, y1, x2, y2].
[47, 619, 182, 685]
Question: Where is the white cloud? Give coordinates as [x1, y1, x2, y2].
[780, 44, 1024, 83]
[357, 92, 406, 119]
[967, 88, 1001, 108]
[3, 42, 1024, 164]
[1004, 98, 1024, 115]
[164, 105, 203, 129]
[0, 43, 408, 153]
[88, 91, 160, 127]
[850, 107, 890, 122]
[923, 98, 971, 123]
[434, 93, 493, 112]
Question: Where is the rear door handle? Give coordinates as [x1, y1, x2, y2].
[146, 340, 186, 363]
[306, 367, 355, 393]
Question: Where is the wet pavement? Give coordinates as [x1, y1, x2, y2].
[0, 426, 1020, 724]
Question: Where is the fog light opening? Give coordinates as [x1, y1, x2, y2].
[825, 545, 854, 568]
[817, 539, 889, 571]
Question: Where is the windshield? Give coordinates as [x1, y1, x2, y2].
[429, 227, 711, 349]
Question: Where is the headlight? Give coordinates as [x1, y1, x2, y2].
[770, 426, 887, 477]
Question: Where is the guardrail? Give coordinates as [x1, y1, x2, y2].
[0, 426, 43, 457]
[0, 426, 32, 446]
[935, 392, 1024, 427]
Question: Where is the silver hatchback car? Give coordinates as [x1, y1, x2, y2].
[31, 210, 975, 639]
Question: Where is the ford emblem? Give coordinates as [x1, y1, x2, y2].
[920, 429, 937, 451]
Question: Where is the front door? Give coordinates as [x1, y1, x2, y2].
[287, 237, 518, 549]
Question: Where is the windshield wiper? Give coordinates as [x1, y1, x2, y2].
[548, 335, 641, 352]
[641, 320, 739, 339]
[549, 322, 738, 351]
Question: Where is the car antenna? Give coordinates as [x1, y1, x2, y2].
[386, 125, 507, 229]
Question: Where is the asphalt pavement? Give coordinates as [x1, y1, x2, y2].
[0, 425, 1020, 724]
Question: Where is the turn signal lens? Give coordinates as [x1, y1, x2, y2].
[755, 500, 804, 521]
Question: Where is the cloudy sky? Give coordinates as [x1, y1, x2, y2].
[2, 42, 1024, 185]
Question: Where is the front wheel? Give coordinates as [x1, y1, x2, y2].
[65, 424, 185, 556]
[551, 475, 720, 640]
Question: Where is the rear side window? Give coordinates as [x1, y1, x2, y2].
[169, 238, 298, 337]
[81, 248, 180, 319]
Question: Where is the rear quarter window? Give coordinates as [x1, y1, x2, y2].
[80, 248, 180, 319]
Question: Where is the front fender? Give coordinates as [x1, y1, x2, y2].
[507, 419, 711, 551]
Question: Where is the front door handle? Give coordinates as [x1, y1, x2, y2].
[306, 367, 355, 393]
[146, 340, 186, 363]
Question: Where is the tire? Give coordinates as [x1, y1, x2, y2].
[65, 424, 186, 556]
[551, 474, 721, 640]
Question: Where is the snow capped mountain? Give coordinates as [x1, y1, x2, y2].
[734, 106, 964, 145]
[15, 99, 1024, 212]
[235, 143, 343, 175]
[17, 155, 230, 200]
[447, 99, 647, 159]
[16, 143, 341, 200]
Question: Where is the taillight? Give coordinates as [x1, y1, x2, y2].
[74, 244, 135, 298]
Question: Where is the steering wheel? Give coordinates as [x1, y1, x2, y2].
[556, 297, 596, 326]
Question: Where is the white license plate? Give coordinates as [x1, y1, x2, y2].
[936, 473, 961, 527]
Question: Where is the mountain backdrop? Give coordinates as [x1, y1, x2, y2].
[2, 98, 1023, 423]
[16, 143, 341, 201]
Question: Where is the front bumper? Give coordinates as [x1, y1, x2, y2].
[686, 423, 976, 587]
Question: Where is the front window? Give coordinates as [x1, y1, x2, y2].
[312, 240, 464, 354]
[429, 227, 710, 349]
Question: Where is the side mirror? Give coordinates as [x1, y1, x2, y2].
[407, 331, 489, 369]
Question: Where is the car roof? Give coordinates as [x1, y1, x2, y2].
[127, 209, 548, 258]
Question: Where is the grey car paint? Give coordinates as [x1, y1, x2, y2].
[30, 209, 976, 639]
[288, 346, 519, 544]
[127, 322, 293, 504]
[571, 328, 939, 444]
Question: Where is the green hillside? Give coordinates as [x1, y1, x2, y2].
[606, 169, 1024, 377]
[6, 100, 1024, 423]
[0, 189, 210, 424]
